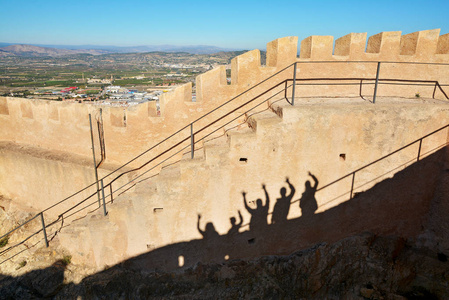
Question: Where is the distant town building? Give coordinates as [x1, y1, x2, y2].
[87, 78, 112, 84]
[60, 87, 78, 93]
[105, 86, 128, 94]
[104, 85, 159, 104]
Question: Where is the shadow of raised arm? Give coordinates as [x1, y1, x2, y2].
[286, 177, 295, 197]
[237, 210, 243, 226]
[197, 214, 205, 237]
[309, 172, 319, 189]
[243, 191, 254, 213]
[262, 184, 269, 208]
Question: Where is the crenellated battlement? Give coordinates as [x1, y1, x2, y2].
[168, 29, 449, 108]
[1, 29, 448, 165]
[299, 29, 449, 61]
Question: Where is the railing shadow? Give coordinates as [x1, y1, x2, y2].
[120, 142, 448, 274]
[315, 124, 449, 204]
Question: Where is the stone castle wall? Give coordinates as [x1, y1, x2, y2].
[1, 29, 448, 166]
[59, 101, 449, 270]
[0, 29, 448, 218]
[1, 29, 449, 273]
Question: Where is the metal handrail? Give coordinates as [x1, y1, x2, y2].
[56, 79, 293, 218]
[1, 60, 448, 264]
[50, 84, 294, 224]
[286, 77, 449, 100]
[0, 63, 298, 263]
[38, 60, 449, 215]
[43, 63, 299, 217]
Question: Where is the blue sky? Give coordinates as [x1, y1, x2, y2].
[0, 0, 448, 50]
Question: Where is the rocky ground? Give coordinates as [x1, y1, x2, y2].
[1, 232, 448, 299]
[0, 195, 95, 284]
[2, 192, 449, 299]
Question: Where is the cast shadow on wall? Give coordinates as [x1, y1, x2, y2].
[1, 146, 448, 297]
[123, 146, 447, 272]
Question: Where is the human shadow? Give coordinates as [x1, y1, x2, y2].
[299, 171, 319, 218]
[195, 213, 225, 264]
[242, 184, 270, 233]
[272, 177, 295, 225]
[197, 214, 219, 240]
[227, 210, 243, 236]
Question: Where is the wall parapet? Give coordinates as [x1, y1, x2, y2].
[1, 29, 448, 166]
[299, 29, 449, 62]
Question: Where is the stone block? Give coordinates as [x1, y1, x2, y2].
[366, 31, 401, 59]
[0, 97, 9, 115]
[266, 36, 298, 67]
[231, 49, 261, 85]
[300, 36, 334, 60]
[48, 104, 59, 121]
[400, 29, 440, 58]
[109, 107, 126, 127]
[196, 66, 227, 102]
[436, 33, 449, 54]
[334, 32, 367, 59]
[20, 101, 33, 119]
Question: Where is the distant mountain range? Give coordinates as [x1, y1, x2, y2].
[0, 44, 111, 57]
[0, 43, 241, 57]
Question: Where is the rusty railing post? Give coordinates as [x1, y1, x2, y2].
[291, 62, 297, 106]
[190, 123, 194, 159]
[284, 80, 288, 100]
[89, 114, 101, 208]
[373, 62, 381, 104]
[40, 212, 49, 247]
[110, 184, 114, 203]
[101, 179, 107, 216]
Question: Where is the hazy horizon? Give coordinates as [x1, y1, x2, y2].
[0, 42, 243, 51]
[1, 0, 448, 50]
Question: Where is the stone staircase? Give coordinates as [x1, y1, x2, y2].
[57, 99, 289, 269]
[56, 97, 449, 270]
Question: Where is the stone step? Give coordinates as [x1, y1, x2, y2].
[196, 134, 228, 165]
[246, 109, 282, 135]
[220, 113, 249, 133]
[57, 204, 105, 243]
[181, 145, 205, 161]
[227, 127, 257, 149]
[156, 164, 182, 197]
[203, 133, 228, 148]
[270, 100, 302, 122]
[107, 198, 134, 220]
[132, 178, 157, 195]
[86, 212, 111, 227]
[158, 163, 181, 179]
[107, 182, 158, 217]
[58, 222, 86, 237]
[56, 101, 272, 268]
